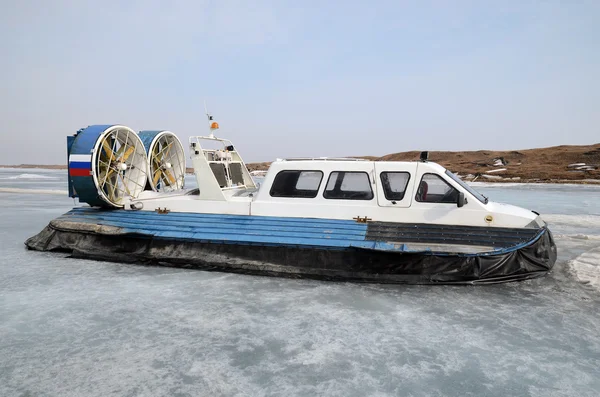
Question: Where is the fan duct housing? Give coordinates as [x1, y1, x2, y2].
[139, 130, 186, 192]
[68, 125, 149, 208]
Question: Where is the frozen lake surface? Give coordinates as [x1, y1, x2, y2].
[1, 169, 599, 396]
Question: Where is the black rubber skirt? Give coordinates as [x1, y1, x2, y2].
[25, 220, 557, 285]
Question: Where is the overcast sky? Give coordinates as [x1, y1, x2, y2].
[1, 0, 598, 164]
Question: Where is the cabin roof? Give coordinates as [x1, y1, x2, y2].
[267, 158, 448, 174]
[273, 158, 443, 167]
[280, 157, 367, 162]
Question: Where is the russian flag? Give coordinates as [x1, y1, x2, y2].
[69, 154, 92, 177]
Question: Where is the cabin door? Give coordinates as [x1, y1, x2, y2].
[374, 162, 418, 208]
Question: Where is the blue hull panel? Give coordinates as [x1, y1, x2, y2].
[54, 207, 547, 255]
[59, 207, 372, 250]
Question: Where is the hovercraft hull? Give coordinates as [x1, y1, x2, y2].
[26, 208, 557, 285]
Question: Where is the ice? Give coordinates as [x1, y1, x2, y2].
[569, 248, 600, 289]
[0, 168, 68, 191]
[544, 214, 600, 229]
[474, 183, 600, 221]
[471, 181, 600, 189]
[0, 187, 68, 195]
[5, 173, 60, 180]
[472, 182, 535, 188]
[1, 170, 600, 396]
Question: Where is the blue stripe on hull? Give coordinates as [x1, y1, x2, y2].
[59, 208, 370, 249]
[68, 161, 92, 169]
[64, 217, 366, 239]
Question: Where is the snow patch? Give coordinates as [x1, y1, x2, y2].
[569, 247, 600, 290]
[481, 174, 503, 180]
[6, 173, 59, 180]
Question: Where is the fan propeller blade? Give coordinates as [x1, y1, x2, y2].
[114, 143, 127, 158]
[153, 146, 163, 162]
[117, 172, 132, 196]
[163, 141, 174, 159]
[164, 169, 176, 185]
[98, 167, 115, 183]
[102, 139, 115, 161]
[121, 146, 136, 162]
[153, 169, 162, 187]
[102, 174, 118, 202]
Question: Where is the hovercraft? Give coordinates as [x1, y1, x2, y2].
[26, 115, 556, 284]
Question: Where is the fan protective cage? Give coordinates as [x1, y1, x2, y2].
[91, 126, 148, 207]
[146, 131, 186, 192]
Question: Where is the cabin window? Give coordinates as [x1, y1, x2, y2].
[324, 171, 374, 200]
[380, 172, 411, 201]
[210, 163, 228, 187]
[415, 173, 459, 203]
[270, 170, 323, 198]
[229, 163, 245, 185]
[445, 170, 488, 204]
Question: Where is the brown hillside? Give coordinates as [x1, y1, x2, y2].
[247, 143, 600, 183]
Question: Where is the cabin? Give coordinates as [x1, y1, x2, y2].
[127, 135, 541, 229]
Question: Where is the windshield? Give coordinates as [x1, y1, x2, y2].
[445, 170, 488, 204]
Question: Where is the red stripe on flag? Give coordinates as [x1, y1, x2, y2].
[70, 168, 91, 177]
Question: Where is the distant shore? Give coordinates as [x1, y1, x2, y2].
[0, 164, 67, 170]
[2, 163, 599, 185]
[3, 142, 600, 184]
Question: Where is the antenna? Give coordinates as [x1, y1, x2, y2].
[204, 100, 219, 139]
[204, 100, 213, 138]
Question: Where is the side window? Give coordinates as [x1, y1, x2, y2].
[324, 171, 373, 200]
[270, 171, 323, 198]
[380, 172, 411, 201]
[415, 173, 459, 203]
